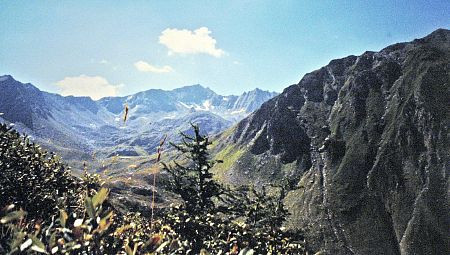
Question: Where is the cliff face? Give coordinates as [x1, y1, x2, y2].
[214, 29, 450, 254]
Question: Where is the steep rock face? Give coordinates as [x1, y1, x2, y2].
[215, 29, 450, 254]
[0, 75, 52, 129]
[232, 88, 279, 113]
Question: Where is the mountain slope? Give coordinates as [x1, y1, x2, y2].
[0, 75, 52, 129]
[0, 76, 277, 163]
[0, 75, 114, 160]
[213, 29, 450, 254]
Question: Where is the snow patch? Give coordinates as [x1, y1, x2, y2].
[179, 101, 208, 111]
[202, 100, 213, 110]
[178, 101, 193, 109]
[230, 108, 246, 115]
[131, 104, 141, 111]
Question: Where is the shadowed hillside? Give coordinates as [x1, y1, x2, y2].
[213, 28, 450, 254]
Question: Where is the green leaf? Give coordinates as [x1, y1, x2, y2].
[30, 235, 46, 253]
[97, 211, 113, 233]
[10, 231, 27, 251]
[59, 209, 68, 228]
[49, 232, 57, 248]
[239, 248, 255, 255]
[200, 249, 211, 255]
[133, 243, 138, 255]
[92, 188, 109, 208]
[124, 243, 134, 255]
[31, 245, 47, 254]
[51, 247, 58, 254]
[85, 197, 95, 219]
[155, 241, 170, 253]
[20, 238, 33, 251]
[0, 210, 27, 224]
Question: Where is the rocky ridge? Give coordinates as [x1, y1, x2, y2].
[213, 29, 450, 254]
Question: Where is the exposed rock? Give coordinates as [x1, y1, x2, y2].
[215, 29, 450, 254]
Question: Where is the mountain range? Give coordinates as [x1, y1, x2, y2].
[1, 28, 449, 254]
[0, 75, 277, 161]
[212, 28, 450, 254]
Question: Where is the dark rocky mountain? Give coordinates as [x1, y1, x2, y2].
[0, 75, 276, 161]
[0, 75, 113, 160]
[213, 29, 450, 254]
[0, 75, 52, 129]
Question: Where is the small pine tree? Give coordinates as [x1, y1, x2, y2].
[161, 124, 305, 254]
[162, 123, 223, 215]
[229, 181, 290, 231]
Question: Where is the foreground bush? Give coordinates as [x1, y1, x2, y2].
[0, 123, 306, 254]
[0, 123, 83, 219]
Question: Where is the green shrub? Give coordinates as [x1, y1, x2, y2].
[0, 123, 306, 254]
[0, 187, 172, 254]
[0, 123, 83, 219]
[0, 124, 168, 254]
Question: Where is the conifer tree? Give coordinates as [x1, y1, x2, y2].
[162, 123, 223, 215]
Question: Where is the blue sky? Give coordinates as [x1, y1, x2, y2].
[1, 1, 449, 99]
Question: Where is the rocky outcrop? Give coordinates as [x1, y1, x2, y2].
[215, 29, 450, 254]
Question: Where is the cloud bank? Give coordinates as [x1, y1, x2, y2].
[55, 75, 123, 100]
[134, 61, 174, 73]
[159, 27, 225, 57]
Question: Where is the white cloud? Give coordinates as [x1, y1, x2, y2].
[134, 61, 174, 73]
[159, 27, 225, 57]
[55, 75, 123, 100]
[99, 59, 109, 64]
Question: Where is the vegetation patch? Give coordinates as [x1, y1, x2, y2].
[0, 123, 306, 254]
[212, 144, 246, 181]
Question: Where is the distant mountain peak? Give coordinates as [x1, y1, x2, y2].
[181, 83, 203, 88]
[424, 27, 450, 39]
[0, 75, 15, 82]
[172, 84, 216, 94]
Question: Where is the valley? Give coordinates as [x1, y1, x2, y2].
[0, 75, 276, 169]
[1, 28, 449, 254]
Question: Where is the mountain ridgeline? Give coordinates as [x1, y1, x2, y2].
[213, 29, 450, 254]
[1, 28, 449, 254]
[98, 85, 277, 119]
[0, 76, 277, 160]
